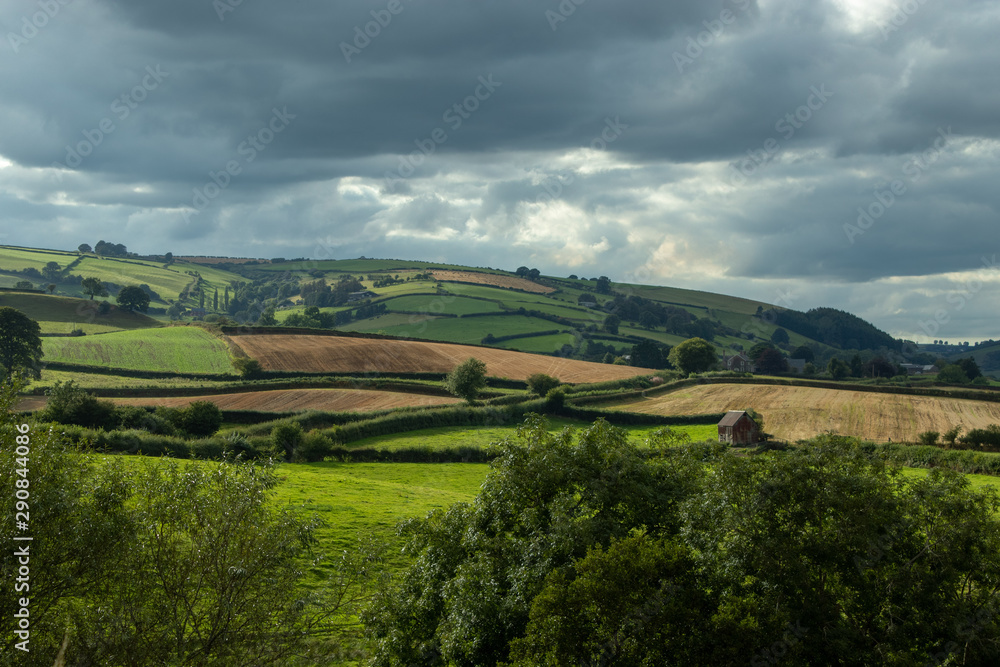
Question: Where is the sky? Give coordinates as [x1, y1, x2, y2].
[1, 0, 998, 343]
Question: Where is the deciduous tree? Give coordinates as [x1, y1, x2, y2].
[0, 306, 42, 377]
[81, 276, 108, 300]
[446, 357, 488, 403]
[116, 285, 150, 313]
[667, 337, 718, 374]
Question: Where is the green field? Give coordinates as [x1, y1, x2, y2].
[0, 292, 161, 333]
[494, 332, 578, 354]
[28, 368, 234, 391]
[376, 314, 565, 344]
[74, 257, 194, 302]
[271, 462, 488, 553]
[42, 326, 234, 374]
[383, 294, 503, 316]
[0, 245, 78, 272]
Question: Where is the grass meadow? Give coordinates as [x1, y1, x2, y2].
[42, 326, 234, 374]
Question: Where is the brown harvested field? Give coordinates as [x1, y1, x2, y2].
[228, 334, 656, 383]
[109, 388, 462, 413]
[599, 383, 1000, 442]
[430, 270, 556, 294]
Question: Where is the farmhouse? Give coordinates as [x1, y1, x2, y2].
[718, 410, 760, 445]
[787, 358, 807, 374]
[722, 352, 754, 373]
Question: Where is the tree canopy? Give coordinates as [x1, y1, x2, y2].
[116, 285, 150, 312]
[364, 417, 1000, 665]
[81, 276, 108, 300]
[446, 357, 487, 403]
[667, 337, 717, 374]
[0, 306, 42, 378]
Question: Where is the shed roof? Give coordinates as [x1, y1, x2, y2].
[718, 410, 751, 427]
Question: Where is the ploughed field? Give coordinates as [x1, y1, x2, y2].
[108, 388, 461, 412]
[228, 334, 657, 383]
[599, 383, 1000, 442]
[429, 270, 556, 294]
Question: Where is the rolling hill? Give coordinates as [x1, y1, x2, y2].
[0, 244, 944, 371]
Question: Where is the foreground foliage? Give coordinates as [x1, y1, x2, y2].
[364, 417, 1000, 665]
[0, 377, 374, 666]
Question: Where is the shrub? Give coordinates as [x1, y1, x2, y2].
[42, 381, 118, 430]
[545, 387, 566, 410]
[960, 425, 1000, 450]
[271, 422, 304, 460]
[297, 431, 334, 462]
[526, 373, 561, 397]
[943, 426, 963, 447]
[181, 401, 223, 437]
[233, 356, 264, 379]
[918, 430, 940, 446]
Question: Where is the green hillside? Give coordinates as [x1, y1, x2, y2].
[42, 326, 234, 374]
[0, 292, 161, 333]
[0, 245, 927, 369]
[0, 245, 247, 309]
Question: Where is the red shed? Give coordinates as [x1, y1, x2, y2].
[718, 410, 759, 445]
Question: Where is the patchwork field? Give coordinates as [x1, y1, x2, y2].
[599, 383, 1000, 442]
[110, 388, 461, 412]
[430, 270, 556, 294]
[43, 326, 234, 374]
[228, 334, 657, 383]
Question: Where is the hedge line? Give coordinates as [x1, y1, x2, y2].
[483, 329, 562, 344]
[556, 404, 724, 426]
[860, 442, 1000, 476]
[40, 362, 235, 382]
[323, 400, 549, 445]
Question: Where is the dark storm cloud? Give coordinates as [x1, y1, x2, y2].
[1, 0, 998, 338]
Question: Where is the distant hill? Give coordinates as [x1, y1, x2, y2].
[0, 245, 923, 364]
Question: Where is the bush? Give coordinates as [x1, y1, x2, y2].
[918, 430, 940, 446]
[960, 424, 1000, 450]
[233, 356, 264, 379]
[180, 401, 223, 437]
[545, 387, 566, 410]
[297, 431, 334, 462]
[271, 422, 304, 460]
[527, 373, 561, 397]
[42, 381, 118, 430]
